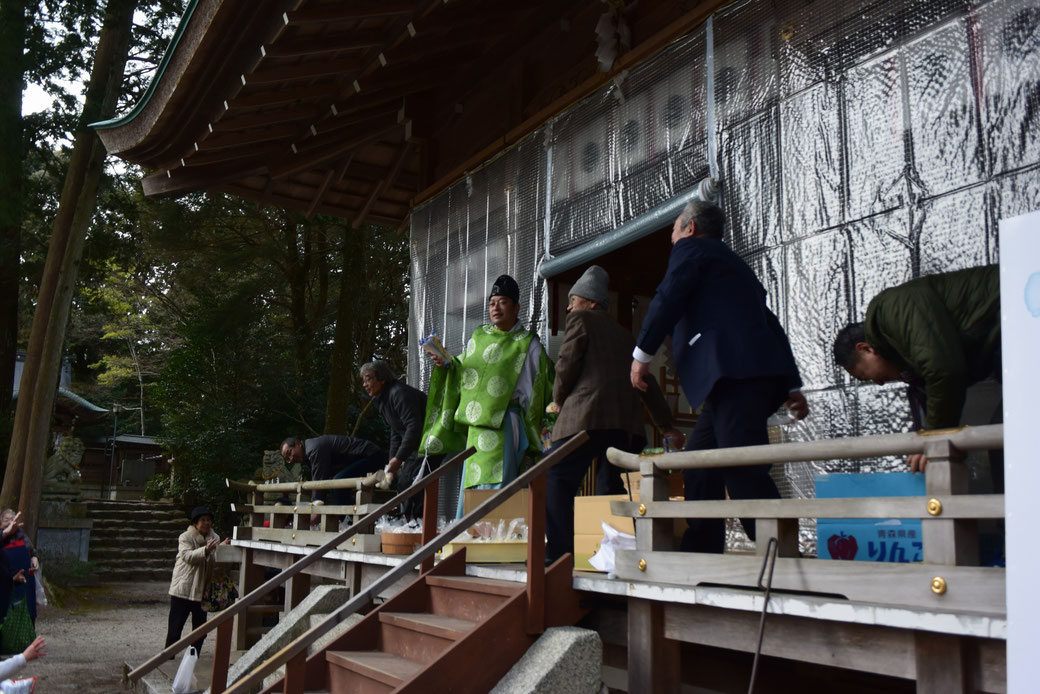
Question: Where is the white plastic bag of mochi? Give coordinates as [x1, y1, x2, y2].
[588, 521, 636, 578]
[171, 646, 198, 694]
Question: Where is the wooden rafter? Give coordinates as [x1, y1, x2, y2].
[220, 184, 406, 227]
[264, 29, 385, 58]
[142, 160, 269, 197]
[310, 103, 401, 137]
[280, 0, 446, 151]
[226, 84, 332, 110]
[306, 154, 353, 218]
[209, 108, 308, 132]
[285, 1, 418, 24]
[244, 57, 363, 85]
[270, 120, 404, 179]
[353, 142, 411, 228]
[198, 124, 299, 151]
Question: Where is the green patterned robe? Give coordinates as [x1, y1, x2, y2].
[420, 324, 554, 488]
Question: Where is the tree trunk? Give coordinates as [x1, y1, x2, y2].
[324, 226, 366, 434]
[0, 0, 25, 484]
[3, 0, 137, 538]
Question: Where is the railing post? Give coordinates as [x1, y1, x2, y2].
[922, 439, 977, 566]
[637, 460, 673, 552]
[917, 438, 974, 694]
[526, 470, 546, 634]
[235, 548, 266, 651]
[629, 460, 679, 693]
[209, 618, 234, 694]
[756, 518, 799, 557]
[282, 650, 306, 694]
[420, 477, 439, 573]
[250, 488, 264, 530]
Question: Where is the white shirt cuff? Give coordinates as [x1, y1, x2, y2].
[632, 346, 654, 364]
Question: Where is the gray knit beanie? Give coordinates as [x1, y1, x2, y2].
[569, 265, 610, 309]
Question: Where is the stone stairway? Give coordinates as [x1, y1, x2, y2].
[84, 499, 189, 582]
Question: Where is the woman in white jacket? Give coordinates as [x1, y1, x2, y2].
[165, 506, 228, 653]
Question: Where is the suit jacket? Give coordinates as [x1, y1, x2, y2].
[636, 237, 801, 408]
[553, 309, 673, 442]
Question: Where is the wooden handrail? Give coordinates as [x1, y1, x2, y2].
[225, 473, 384, 494]
[606, 424, 1004, 471]
[222, 431, 590, 694]
[126, 446, 476, 685]
[611, 494, 1006, 519]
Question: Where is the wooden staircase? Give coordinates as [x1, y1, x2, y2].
[260, 550, 585, 694]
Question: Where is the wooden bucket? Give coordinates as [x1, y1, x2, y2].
[381, 531, 422, 555]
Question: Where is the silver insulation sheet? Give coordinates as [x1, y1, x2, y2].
[408, 0, 1040, 552]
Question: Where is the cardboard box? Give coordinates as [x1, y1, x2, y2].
[574, 494, 637, 571]
[463, 488, 530, 525]
[816, 473, 925, 563]
[440, 539, 527, 563]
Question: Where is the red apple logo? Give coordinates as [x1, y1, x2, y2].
[827, 532, 858, 560]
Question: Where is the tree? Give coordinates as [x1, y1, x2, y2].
[2, 0, 139, 537]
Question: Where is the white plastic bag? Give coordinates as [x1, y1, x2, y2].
[33, 573, 46, 608]
[588, 521, 637, 578]
[171, 647, 198, 694]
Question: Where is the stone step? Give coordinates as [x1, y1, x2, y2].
[97, 568, 171, 583]
[89, 528, 177, 540]
[83, 500, 180, 512]
[89, 546, 175, 561]
[90, 518, 187, 531]
[88, 534, 180, 551]
[93, 557, 173, 572]
[85, 509, 187, 522]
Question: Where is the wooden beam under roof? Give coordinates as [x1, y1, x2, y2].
[310, 103, 401, 136]
[264, 29, 385, 58]
[226, 84, 332, 110]
[143, 159, 269, 197]
[285, 1, 418, 24]
[198, 124, 299, 151]
[270, 120, 404, 179]
[209, 107, 309, 132]
[306, 154, 353, 218]
[244, 57, 363, 85]
[353, 142, 411, 228]
[220, 183, 407, 227]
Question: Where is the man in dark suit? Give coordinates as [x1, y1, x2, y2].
[545, 265, 682, 564]
[630, 201, 808, 553]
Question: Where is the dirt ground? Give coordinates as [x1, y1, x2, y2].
[23, 580, 171, 693]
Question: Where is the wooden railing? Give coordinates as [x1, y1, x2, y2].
[220, 431, 588, 694]
[605, 424, 1005, 614]
[124, 446, 473, 692]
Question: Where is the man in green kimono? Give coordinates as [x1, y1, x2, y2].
[420, 275, 554, 516]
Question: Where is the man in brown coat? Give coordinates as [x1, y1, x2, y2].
[545, 265, 683, 563]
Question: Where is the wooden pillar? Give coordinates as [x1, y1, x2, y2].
[756, 518, 800, 557]
[629, 460, 679, 693]
[234, 548, 266, 651]
[526, 471, 547, 635]
[284, 572, 311, 614]
[209, 618, 233, 694]
[628, 598, 680, 692]
[420, 478, 439, 573]
[914, 631, 969, 694]
[922, 440, 977, 566]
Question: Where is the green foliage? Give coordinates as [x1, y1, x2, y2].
[142, 471, 174, 501]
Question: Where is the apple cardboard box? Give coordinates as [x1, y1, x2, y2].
[816, 472, 924, 563]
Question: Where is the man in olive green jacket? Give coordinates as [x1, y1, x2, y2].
[833, 264, 1000, 478]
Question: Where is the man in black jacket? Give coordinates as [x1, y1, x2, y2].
[361, 361, 437, 518]
[281, 434, 385, 526]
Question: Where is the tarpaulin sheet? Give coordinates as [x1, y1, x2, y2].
[409, 0, 1040, 552]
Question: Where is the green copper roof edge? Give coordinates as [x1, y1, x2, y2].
[89, 0, 201, 130]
